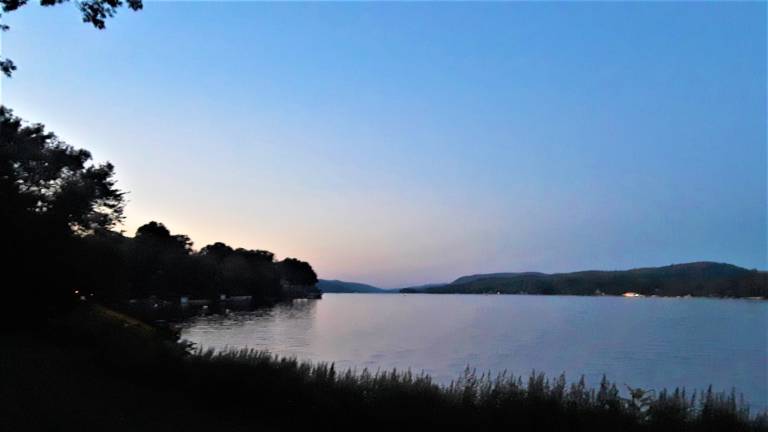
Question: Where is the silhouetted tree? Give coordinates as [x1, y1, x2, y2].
[1, 106, 125, 234]
[199, 242, 235, 261]
[198, 242, 281, 301]
[135, 221, 192, 253]
[73, 229, 129, 301]
[1, 106, 125, 315]
[127, 221, 193, 299]
[279, 258, 319, 286]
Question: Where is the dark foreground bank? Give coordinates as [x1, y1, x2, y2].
[2, 305, 766, 432]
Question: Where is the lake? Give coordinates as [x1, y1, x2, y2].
[181, 294, 768, 410]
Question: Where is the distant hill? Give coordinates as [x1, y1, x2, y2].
[401, 262, 767, 298]
[452, 272, 546, 285]
[317, 279, 392, 293]
[397, 282, 448, 293]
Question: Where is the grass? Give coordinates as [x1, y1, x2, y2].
[190, 347, 767, 431]
[2, 304, 766, 432]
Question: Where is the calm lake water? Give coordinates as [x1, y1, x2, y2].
[181, 294, 768, 410]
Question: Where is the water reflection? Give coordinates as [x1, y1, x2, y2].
[181, 294, 768, 410]
[184, 299, 319, 356]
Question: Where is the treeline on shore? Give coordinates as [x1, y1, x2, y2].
[401, 262, 767, 298]
[77, 221, 320, 305]
[3, 304, 766, 432]
[1, 106, 318, 317]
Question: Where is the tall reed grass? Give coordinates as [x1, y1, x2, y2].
[189, 347, 767, 431]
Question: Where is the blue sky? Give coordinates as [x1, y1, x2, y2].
[2, 2, 766, 287]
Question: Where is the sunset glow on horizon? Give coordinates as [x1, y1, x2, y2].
[3, 2, 765, 287]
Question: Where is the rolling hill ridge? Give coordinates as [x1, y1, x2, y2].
[400, 262, 766, 298]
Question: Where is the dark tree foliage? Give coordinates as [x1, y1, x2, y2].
[135, 221, 193, 253]
[199, 242, 235, 260]
[279, 257, 319, 286]
[0, 106, 125, 233]
[0, 0, 143, 76]
[1, 106, 125, 316]
[1, 109, 319, 321]
[119, 224, 301, 304]
[205, 245, 281, 299]
[126, 221, 194, 300]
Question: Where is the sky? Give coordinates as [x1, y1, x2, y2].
[1, 2, 766, 287]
